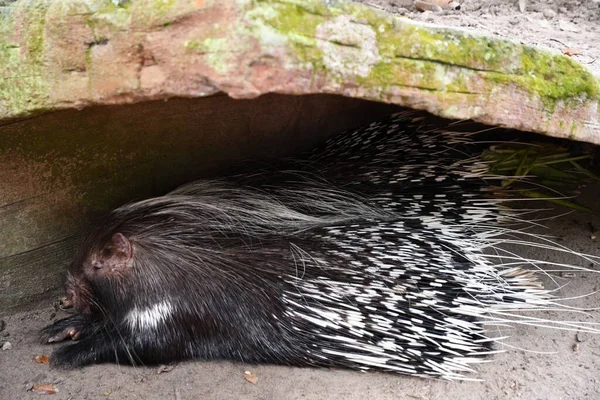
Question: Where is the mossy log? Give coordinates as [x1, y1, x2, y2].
[1, 0, 599, 311]
[1, 0, 599, 142]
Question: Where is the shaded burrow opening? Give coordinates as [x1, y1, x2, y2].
[1, 92, 599, 314]
[0, 93, 401, 312]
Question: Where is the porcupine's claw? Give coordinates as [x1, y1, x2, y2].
[40, 314, 91, 343]
[49, 325, 146, 369]
[48, 337, 114, 369]
[41, 313, 147, 368]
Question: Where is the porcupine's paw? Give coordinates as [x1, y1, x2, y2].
[40, 314, 89, 344]
[49, 342, 95, 369]
[49, 334, 137, 368]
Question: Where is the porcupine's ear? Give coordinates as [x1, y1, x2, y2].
[110, 233, 132, 259]
[91, 233, 133, 272]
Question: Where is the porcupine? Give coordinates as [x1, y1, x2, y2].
[40, 112, 598, 380]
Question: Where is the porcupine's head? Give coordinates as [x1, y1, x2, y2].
[63, 193, 217, 317]
[61, 179, 297, 318]
[65, 220, 135, 315]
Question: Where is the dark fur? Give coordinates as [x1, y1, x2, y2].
[41, 113, 562, 378]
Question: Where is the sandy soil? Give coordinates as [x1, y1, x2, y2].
[2, 1, 600, 399]
[1, 190, 600, 400]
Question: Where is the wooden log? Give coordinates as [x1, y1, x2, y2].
[0, 0, 598, 142]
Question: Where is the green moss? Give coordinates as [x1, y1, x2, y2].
[246, 1, 513, 98]
[129, 0, 178, 27]
[22, 1, 50, 63]
[0, 0, 51, 116]
[86, 0, 181, 34]
[349, 4, 520, 72]
[184, 39, 202, 51]
[87, 5, 130, 31]
[361, 58, 452, 93]
[278, 0, 599, 108]
[203, 37, 235, 74]
[149, 0, 176, 13]
[384, 8, 597, 107]
[184, 26, 240, 75]
[485, 48, 600, 109]
[517, 48, 598, 105]
[570, 121, 578, 137]
[246, 0, 334, 74]
[246, 0, 600, 110]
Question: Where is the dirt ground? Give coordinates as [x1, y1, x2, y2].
[2, 0, 600, 399]
[1, 190, 600, 400]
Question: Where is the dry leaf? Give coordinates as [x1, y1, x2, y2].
[30, 383, 58, 395]
[563, 49, 583, 57]
[34, 355, 50, 365]
[244, 370, 258, 385]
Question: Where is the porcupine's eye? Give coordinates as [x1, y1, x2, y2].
[91, 246, 113, 270]
[90, 233, 133, 275]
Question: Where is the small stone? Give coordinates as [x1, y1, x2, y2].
[537, 19, 550, 28]
[558, 6, 567, 13]
[559, 20, 581, 32]
[1, 331, 9, 337]
[2, 341, 12, 350]
[542, 9, 557, 19]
